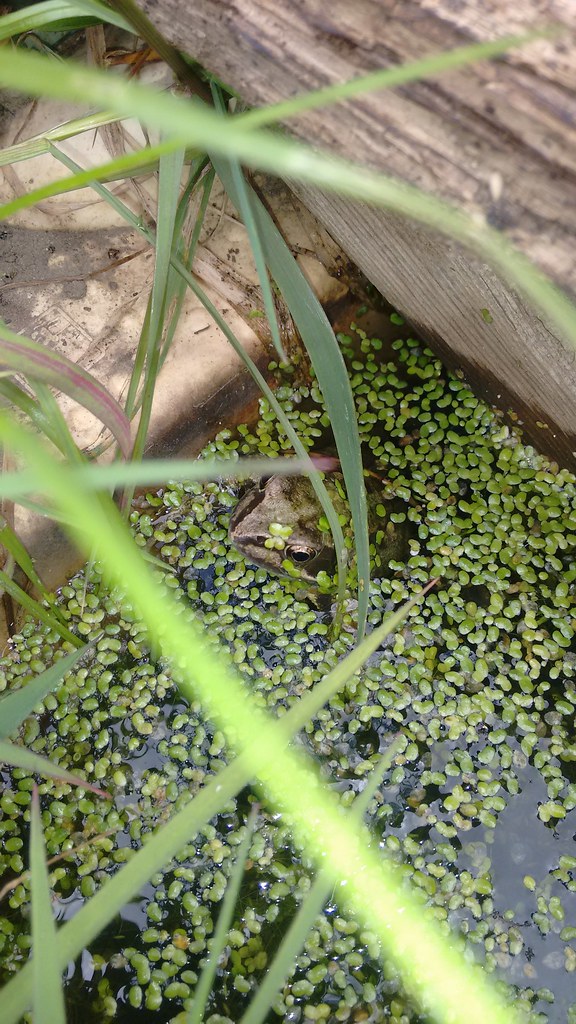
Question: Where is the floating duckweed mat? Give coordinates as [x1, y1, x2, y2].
[1, 323, 576, 1023]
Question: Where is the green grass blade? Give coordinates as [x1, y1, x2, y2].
[169, 256, 349, 624]
[0, 320, 132, 457]
[0, 47, 572, 350]
[0, 456, 311, 501]
[0, 111, 122, 168]
[188, 807, 259, 1024]
[0, 567, 81, 648]
[0, 740, 108, 796]
[0, 138, 185, 220]
[211, 87, 285, 360]
[29, 788, 67, 1024]
[0, 644, 90, 739]
[0, 379, 72, 453]
[31, 380, 84, 463]
[239, 30, 557, 129]
[226, 159, 286, 360]
[0, 518, 61, 611]
[212, 156, 369, 635]
[129, 147, 185, 468]
[0, 414, 516, 1024]
[240, 739, 402, 1024]
[0, 0, 131, 40]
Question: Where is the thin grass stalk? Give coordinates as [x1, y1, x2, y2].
[240, 738, 404, 1024]
[188, 806, 259, 1024]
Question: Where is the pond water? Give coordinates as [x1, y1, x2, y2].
[1, 322, 576, 1023]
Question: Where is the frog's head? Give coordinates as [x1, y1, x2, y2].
[228, 475, 336, 585]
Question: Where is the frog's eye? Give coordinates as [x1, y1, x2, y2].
[287, 544, 317, 564]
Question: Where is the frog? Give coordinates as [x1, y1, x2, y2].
[228, 471, 411, 586]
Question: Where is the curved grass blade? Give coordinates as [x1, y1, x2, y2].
[0, 412, 514, 1024]
[29, 788, 66, 1024]
[212, 155, 369, 636]
[0, 111, 122, 168]
[188, 806, 259, 1024]
[0, 379, 73, 454]
[0, 567, 81, 647]
[240, 738, 403, 1024]
[0, 0, 131, 40]
[0, 138, 185, 220]
[0, 741, 108, 796]
[0, 456, 310, 500]
[169, 256, 349, 626]
[129, 147, 185, 471]
[0, 643, 90, 739]
[0, 322, 131, 458]
[0, 48, 573, 351]
[0, 518, 63, 615]
[239, 30, 557, 129]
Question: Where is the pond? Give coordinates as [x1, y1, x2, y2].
[1, 319, 576, 1023]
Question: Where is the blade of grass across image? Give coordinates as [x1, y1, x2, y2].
[0, 568, 80, 647]
[0, 643, 91, 739]
[0, 413, 517, 1024]
[213, 154, 370, 636]
[238, 30, 556, 129]
[29, 789, 66, 1024]
[128, 147, 185, 473]
[0, 456, 311, 501]
[0, 741, 108, 796]
[0, 321, 132, 457]
[0, 0, 132, 41]
[0, 47, 574, 351]
[241, 738, 403, 1024]
[189, 806, 259, 1024]
[0, 111, 123, 168]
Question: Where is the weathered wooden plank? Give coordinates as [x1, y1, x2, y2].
[142, 0, 576, 464]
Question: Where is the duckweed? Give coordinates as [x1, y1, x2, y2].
[1, 320, 576, 1021]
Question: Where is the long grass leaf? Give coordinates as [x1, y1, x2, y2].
[211, 85, 285, 360]
[0, 48, 572, 350]
[0, 456, 310, 500]
[0, 414, 515, 1024]
[0, 643, 90, 739]
[0, 321, 131, 457]
[30, 789, 66, 1024]
[0, 0, 131, 41]
[169, 257, 349, 624]
[0, 111, 122, 168]
[0, 518, 60, 610]
[0, 567, 81, 647]
[188, 807, 259, 1024]
[0, 138, 185, 220]
[129, 147, 185, 468]
[212, 156, 369, 635]
[239, 30, 557, 129]
[0, 740, 108, 796]
[241, 739, 403, 1024]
